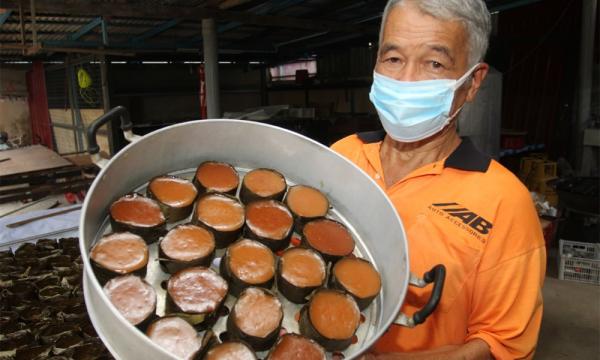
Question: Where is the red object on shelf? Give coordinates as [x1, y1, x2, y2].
[77, 190, 86, 202]
[198, 64, 207, 119]
[64, 192, 78, 204]
[501, 130, 527, 150]
[26, 61, 54, 150]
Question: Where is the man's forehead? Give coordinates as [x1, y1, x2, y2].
[384, 1, 467, 33]
[381, 4, 468, 57]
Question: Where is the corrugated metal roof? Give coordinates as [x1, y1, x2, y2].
[23, 15, 97, 23]
[0, 0, 385, 59]
[2, 22, 86, 33]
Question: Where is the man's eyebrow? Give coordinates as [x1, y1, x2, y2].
[379, 43, 400, 56]
[429, 45, 455, 64]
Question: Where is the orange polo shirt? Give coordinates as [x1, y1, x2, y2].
[332, 131, 546, 360]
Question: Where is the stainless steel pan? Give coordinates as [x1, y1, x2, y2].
[80, 106, 445, 359]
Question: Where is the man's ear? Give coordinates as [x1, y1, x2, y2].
[466, 63, 489, 102]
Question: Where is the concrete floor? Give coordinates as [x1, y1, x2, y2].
[536, 253, 600, 359]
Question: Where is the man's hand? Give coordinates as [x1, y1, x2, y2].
[358, 339, 491, 360]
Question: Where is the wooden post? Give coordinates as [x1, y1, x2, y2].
[29, 0, 37, 46]
[203, 18, 221, 118]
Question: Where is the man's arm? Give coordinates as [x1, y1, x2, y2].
[361, 339, 491, 360]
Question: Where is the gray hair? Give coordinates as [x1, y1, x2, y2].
[379, 0, 491, 66]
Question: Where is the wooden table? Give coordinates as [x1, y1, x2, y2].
[0, 145, 72, 177]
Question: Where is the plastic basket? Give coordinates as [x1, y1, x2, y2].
[559, 239, 600, 260]
[559, 256, 600, 285]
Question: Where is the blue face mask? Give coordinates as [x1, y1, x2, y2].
[369, 64, 479, 142]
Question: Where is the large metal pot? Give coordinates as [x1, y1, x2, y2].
[80, 106, 445, 359]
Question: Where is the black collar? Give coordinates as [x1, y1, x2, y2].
[356, 130, 491, 173]
[357, 130, 386, 143]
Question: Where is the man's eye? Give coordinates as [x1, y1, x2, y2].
[430, 61, 444, 69]
[386, 57, 401, 64]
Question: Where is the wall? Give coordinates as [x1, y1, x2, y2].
[106, 56, 381, 150]
[220, 65, 262, 113]
[108, 63, 375, 121]
[219, 60, 380, 145]
[267, 87, 374, 115]
[49, 109, 109, 155]
[0, 66, 31, 147]
[103, 63, 295, 128]
[110, 63, 202, 126]
[458, 67, 503, 157]
[493, 0, 582, 159]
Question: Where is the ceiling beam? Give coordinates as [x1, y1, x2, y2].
[307, 33, 365, 49]
[0, 42, 134, 56]
[40, 38, 276, 53]
[2, 0, 374, 34]
[218, 0, 306, 34]
[69, 16, 102, 40]
[252, 12, 381, 49]
[219, 0, 258, 10]
[131, 18, 181, 42]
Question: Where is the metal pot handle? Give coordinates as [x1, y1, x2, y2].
[87, 106, 141, 168]
[394, 264, 446, 328]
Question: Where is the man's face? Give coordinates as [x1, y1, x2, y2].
[375, 1, 488, 110]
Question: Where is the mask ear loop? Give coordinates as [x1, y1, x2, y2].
[447, 63, 481, 120]
[452, 63, 481, 91]
[438, 104, 465, 138]
[449, 104, 465, 121]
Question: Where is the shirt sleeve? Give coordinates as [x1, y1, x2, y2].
[465, 187, 546, 360]
[331, 135, 358, 156]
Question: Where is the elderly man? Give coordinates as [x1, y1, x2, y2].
[332, 0, 546, 359]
